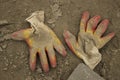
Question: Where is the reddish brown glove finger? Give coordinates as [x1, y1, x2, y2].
[99, 32, 115, 49]
[63, 30, 86, 60]
[38, 49, 49, 72]
[94, 19, 109, 37]
[80, 11, 90, 32]
[63, 30, 77, 53]
[46, 46, 56, 68]
[87, 15, 101, 33]
[53, 38, 67, 57]
[49, 30, 67, 57]
[29, 48, 37, 71]
[11, 28, 33, 40]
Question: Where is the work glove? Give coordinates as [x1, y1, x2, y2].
[11, 11, 67, 72]
[63, 11, 115, 69]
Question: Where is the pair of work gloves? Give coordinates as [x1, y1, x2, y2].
[9, 11, 114, 72]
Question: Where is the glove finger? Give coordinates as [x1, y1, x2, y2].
[53, 42, 67, 57]
[11, 28, 33, 40]
[29, 48, 37, 71]
[94, 19, 109, 37]
[63, 30, 77, 53]
[53, 36, 67, 57]
[99, 32, 115, 49]
[46, 46, 56, 68]
[87, 15, 101, 33]
[38, 49, 49, 72]
[80, 11, 89, 32]
[49, 30, 67, 57]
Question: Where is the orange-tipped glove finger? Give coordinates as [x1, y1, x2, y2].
[100, 32, 115, 49]
[94, 19, 115, 48]
[53, 38, 67, 57]
[94, 19, 109, 37]
[29, 48, 37, 71]
[63, 30, 77, 53]
[46, 46, 56, 68]
[80, 11, 89, 32]
[86, 15, 101, 32]
[63, 30, 85, 59]
[11, 28, 33, 40]
[38, 49, 49, 72]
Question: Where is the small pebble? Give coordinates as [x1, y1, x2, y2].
[25, 76, 32, 80]
[0, 20, 9, 26]
[57, 68, 62, 75]
[28, 71, 31, 75]
[36, 68, 42, 73]
[65, 61, 69, 66]
[13, 64, 17, 68]
[3, 67, 8, 71]
[3, 56, 7, 60]
[15, 57, 18, 60]
[10, 61, 13, 65]
[11, 71, 14, 74]
[50, 24, 55, 29]
[47, 18, 56, 24]
[9, 54, 13, 57]
[41, 74, 45, 77]
[0, 47, 3, 52]
[101, 68, 106, 76]
[21, 55, 25, 59]
[117, 12, 120, 18]
[36, 78, 41, 80]
[2, 44, 7, 49]
[5, 63, 9, 66]
[45, 76, 53, 80]
[8, 10, 11, 13]
[17, 52, 20, 55]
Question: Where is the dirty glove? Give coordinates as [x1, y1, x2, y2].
[11, 11, 67, 72]
[63, 11, 115, 69]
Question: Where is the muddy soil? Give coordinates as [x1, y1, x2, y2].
[0, 0, 120, 80]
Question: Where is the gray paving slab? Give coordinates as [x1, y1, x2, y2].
[67, 63, 105, 80]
